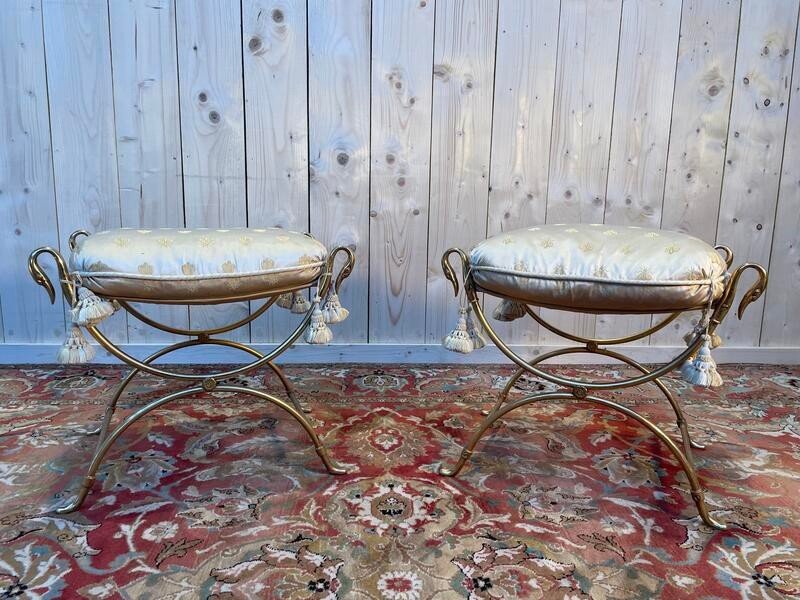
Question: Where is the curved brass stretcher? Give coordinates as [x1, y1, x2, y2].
[29, 235, 355, 514]
[438, 246, 768, 530]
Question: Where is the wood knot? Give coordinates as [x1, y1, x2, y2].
[208, 110, 221, 124]
[248, 36, 262, 52]
[198, 91, 208, 103]
[433, 64, 451, 81]
[271, 8, 284, 22]
[707, 85, 719, 97]
[336, 152, 349, 166]
[385, 153, 396, 165]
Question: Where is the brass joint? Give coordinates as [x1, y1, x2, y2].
[202, 378, 217, 391]
[690, 489, 704, 502]
[572, 386, 588, 399]
[586, 341, 599, 352]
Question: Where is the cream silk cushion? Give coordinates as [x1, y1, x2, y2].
[469, 224, 728, 313]
[70, 228, 327, 303]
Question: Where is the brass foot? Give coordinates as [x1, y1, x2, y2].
[327, 463, 348, 476]
[438, 464, 461, 477]
[314, 445, 347, 475]
[54, 476, 95, 514]
[439, 448, 473, 477]
[692, 490, 727, 530]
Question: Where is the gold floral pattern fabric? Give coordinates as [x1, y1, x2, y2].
[469, 224, 728, 313]
[69, 228, 327, 302]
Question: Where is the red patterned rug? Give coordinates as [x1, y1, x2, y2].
[1, 364, 798, 598]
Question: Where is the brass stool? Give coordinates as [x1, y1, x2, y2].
[29, 227, 354, 513]
[438, 224, 767, 530]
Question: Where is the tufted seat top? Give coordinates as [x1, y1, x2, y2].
[469, 224, 728, 313]
[70, 227, 327, 303]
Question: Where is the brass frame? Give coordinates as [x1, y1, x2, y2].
[29, 235, 356, 514]
[438, 246, 767, 530]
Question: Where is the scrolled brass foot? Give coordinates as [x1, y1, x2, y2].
[691, 490, 727, 530]
[439, 448, 473, 477]
[327, 464, 348, 476]
[314, 445, 347, 475]
[54, 476, 95, 514]
[438, 464, 461, 477]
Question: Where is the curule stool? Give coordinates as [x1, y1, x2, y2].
[437, 224, 768, 530]
[29, 227, 355, 513]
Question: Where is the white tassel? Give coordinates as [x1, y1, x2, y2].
[321, 292, 349, 324]
[465, 306, 487, 349]
[290, 291, 312, 314]
[304, 296, 333, 344]
[56, 326, 96, 364]
[276, 292, 294, 310]
[70, 287, 115, 326]
[680, 334, 723, 387]
[492, 298, 527, 322]
[443, 308, 474, 354]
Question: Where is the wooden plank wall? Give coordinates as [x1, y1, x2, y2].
[2, 0, 799, 354]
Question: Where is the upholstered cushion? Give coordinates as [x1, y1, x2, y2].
[70, 228, 327, 303]
[469, 224, 728, 313]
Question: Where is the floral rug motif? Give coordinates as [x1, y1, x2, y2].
[0, 364, 799, 598]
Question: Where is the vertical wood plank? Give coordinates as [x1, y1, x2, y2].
[176, 0, 248, 340]
[484, 0, 560, 345]
[595, 0, 682, 342]
[42, 0, 127, 343]
[369, 0, 436, 343]
[308, 0, 371, 342]
[760, 17, 800, 346]
[244, 0, 310, 343]
[652, 0, 741, 346]
[425, 0, 499, 343]
[0, 0, 63, 344]
[540, 0, 622, 343]
[716, 0, 799, 345]
[109, 0, 189, 343]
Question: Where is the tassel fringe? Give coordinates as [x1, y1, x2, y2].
[57, 326, 96, 364]
[276, 292, 294, 310]
[443, 308, 474, 354]
[321, 292, 349, 324]
[465, 307, 487, 349]
[70, 287, 116, 326]
[290, 291, 312, 314]
[304, 296, 333, 344]
[492, 299, 527, 322]
[680, 334, 723, 387]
